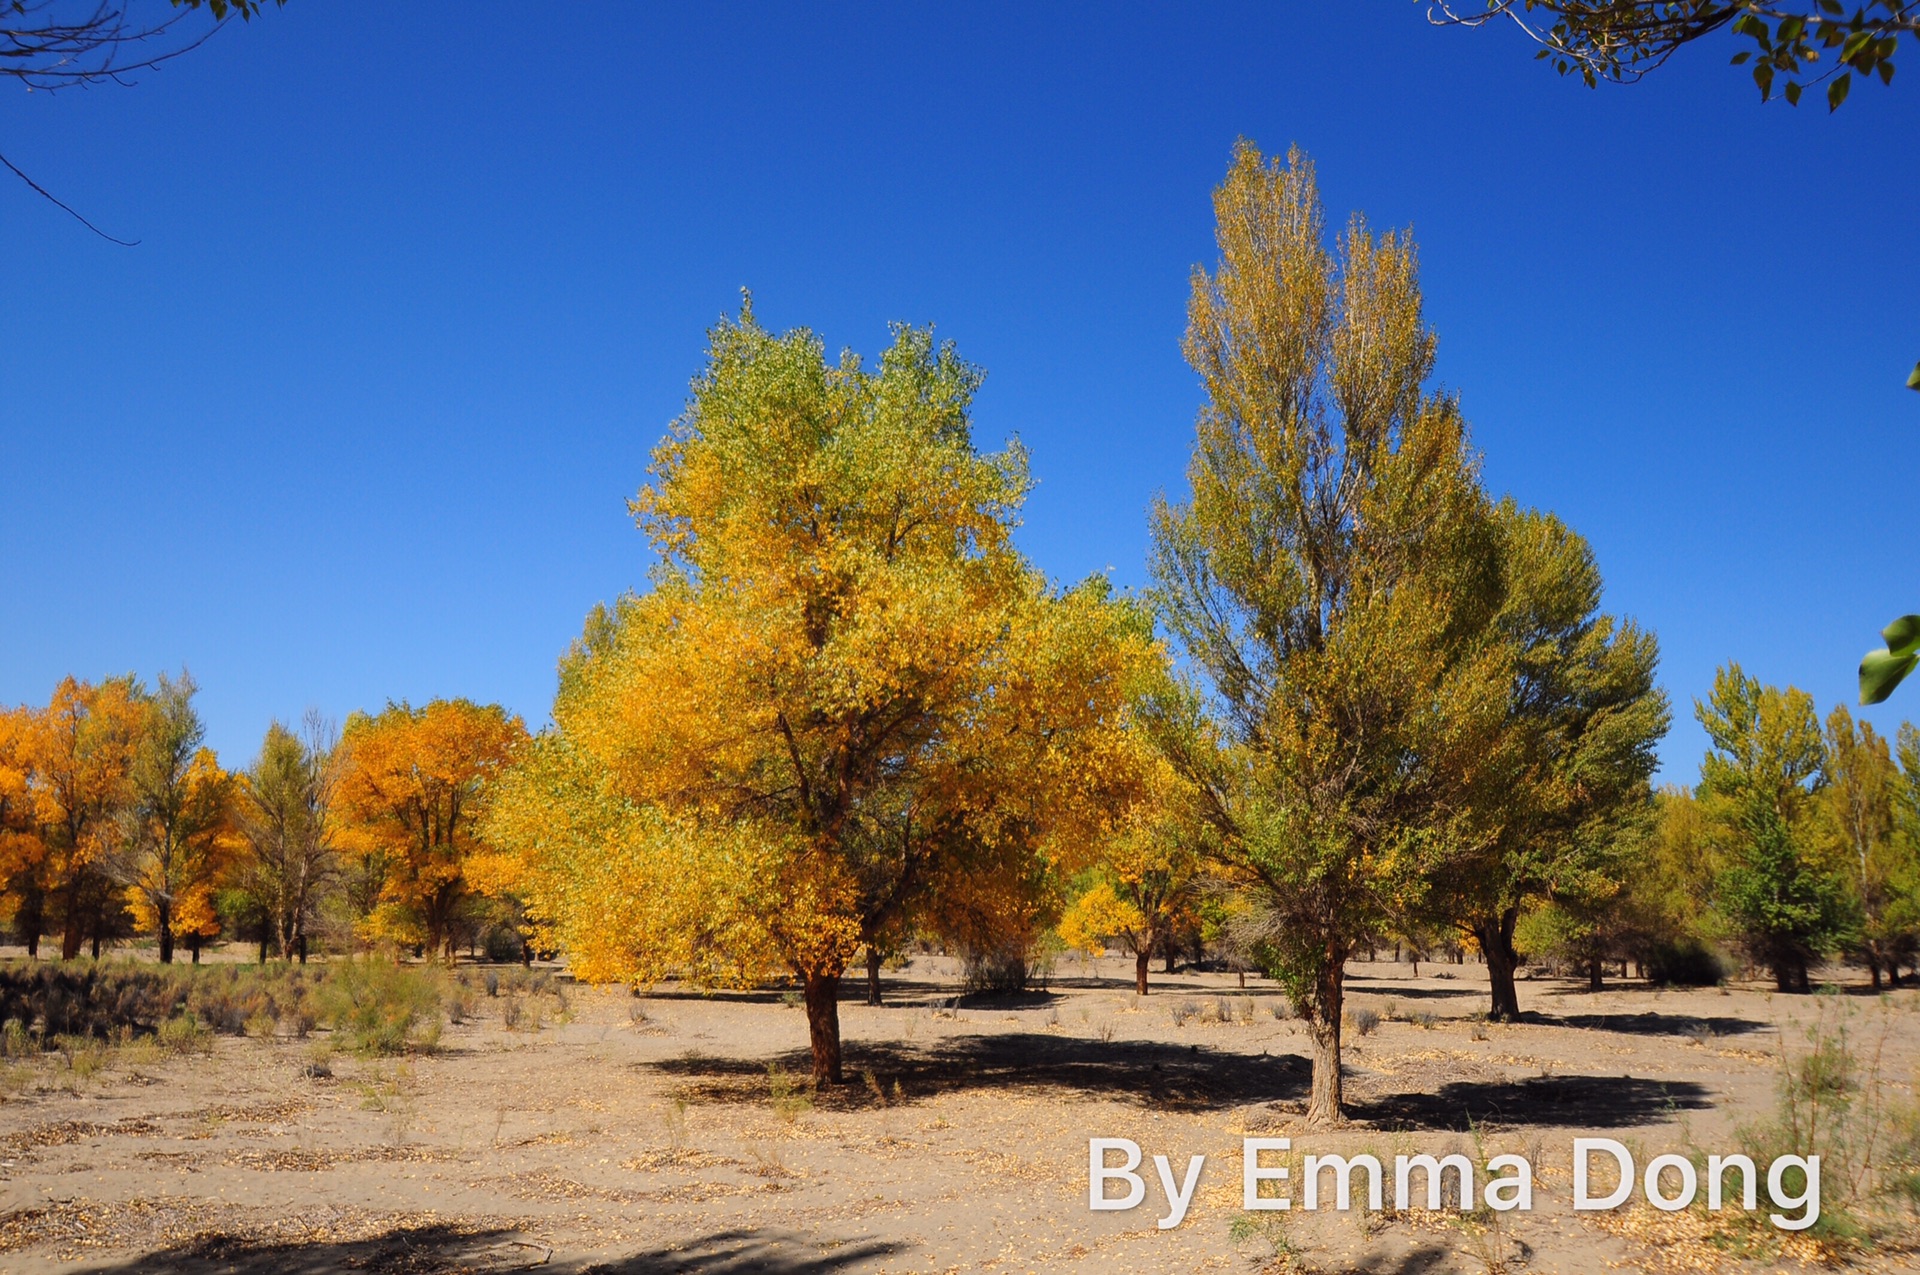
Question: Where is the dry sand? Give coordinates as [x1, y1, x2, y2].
[0, 955, 1915, 1275]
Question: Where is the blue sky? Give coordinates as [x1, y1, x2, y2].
[1, 2, 1915, 780]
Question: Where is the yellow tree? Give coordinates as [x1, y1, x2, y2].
[1151, 144, 1515, 1125]
[1058, 684, 1209, 995]
[335, 700, 526, 961]
[485, 307, 1152, 1082]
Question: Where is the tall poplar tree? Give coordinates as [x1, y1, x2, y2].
[1151, 143, 1514, 1125]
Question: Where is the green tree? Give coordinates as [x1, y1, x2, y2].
[1697, 665, 1856, 990]
[235, 715, 339, 963]
[1150, 142, 1515, 1125]
[1437, 503, 1669, 1018]
[112, 671, 232, 963]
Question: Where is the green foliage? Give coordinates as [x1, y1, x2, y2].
[1860, 614, 1920, 704]
[1736, 996, 1920, 1248]
[1432, 2, 1915, 110]
[315, 960, 445, 1055]
[1436, 500, 1669, 1016]
[1151, 141, 1519, 1121]
[767, 1062, 813, 1122]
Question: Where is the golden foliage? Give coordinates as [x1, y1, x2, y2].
[335, 699, 526, 958]
[484, 307, 1159, 1079]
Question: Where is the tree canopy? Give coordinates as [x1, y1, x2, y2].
[485, 305, 1157, 1083]
[1150, 141, 1517, 1125]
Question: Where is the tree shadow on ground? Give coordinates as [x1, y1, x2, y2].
[575, 1228, 906, 1273]
[74, 1224, 548, 1275]
[1350, 1074, 1713, 1131]
[1542, 1011, 1768, 1037]
[73, 1225, 907, 1275]
[1342, 981, 1485, 1000]
[640, 980, 1066, 1010]
[648, 1031, 1309, 1113]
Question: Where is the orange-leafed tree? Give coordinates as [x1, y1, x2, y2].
[482, 308, 1156, 1083]
[13, 677, 148, 959]
[113, 672, 237, 963]
[335, 699, 526, 961]
[0, 707, 40, 951]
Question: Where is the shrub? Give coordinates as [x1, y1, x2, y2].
[767, 1063, 812, 1122]
[315, 961, 445, 1056]
[1731, 997, 1920, 1251]
[1345, 1006, 1381, 1037]
[157, 1013, 213, 1055]
[961, 941, 1038, 995]
[1643, 938, 1725, 987]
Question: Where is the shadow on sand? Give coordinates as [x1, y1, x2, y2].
[74, 1225, 908, 1275]
[1352, 1073, 1713, 1131]
[1542, 1011, 1769, 1038]
[649, 1030, 1310, 1113]
[73, 1222, 1506, 1275]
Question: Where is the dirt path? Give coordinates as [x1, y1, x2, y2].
[0, 956, 1913, 1274]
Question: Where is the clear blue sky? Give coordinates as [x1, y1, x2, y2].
[2, 3, 1915, 780]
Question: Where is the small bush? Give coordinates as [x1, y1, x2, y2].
[1644, 938, 1725, 987]
[767, 1063, 813, 1122]
[315, 961, 444, 1056]
[1345, 1007, 1381, 1037]
[157, 1013, 212, 1055]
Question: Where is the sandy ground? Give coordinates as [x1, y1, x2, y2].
[0, 955, 1914, 1275]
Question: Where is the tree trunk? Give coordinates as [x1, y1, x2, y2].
[802, 969, 843, 1085]
[1868, 958, 1883, 991]
[1163, 940, 1176, 975]
[157, 901, 174, 964]
[522, 935, 533, 967]
[1306, 955, 1345, 1127]
[297, 931, 308, 965]
[258, 930, 269, 964]
[90, 931, 101, 959]
[1474, 911, 1521, 1021]
[1773, 956, 1809, 993]
[866, 947, 882, 1006]
[1135, 949, 1150, 996]
[1238, 970, 1247, 989]
[1588, 956, 1604, 992]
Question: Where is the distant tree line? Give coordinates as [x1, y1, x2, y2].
[0, 677, 529, 966]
